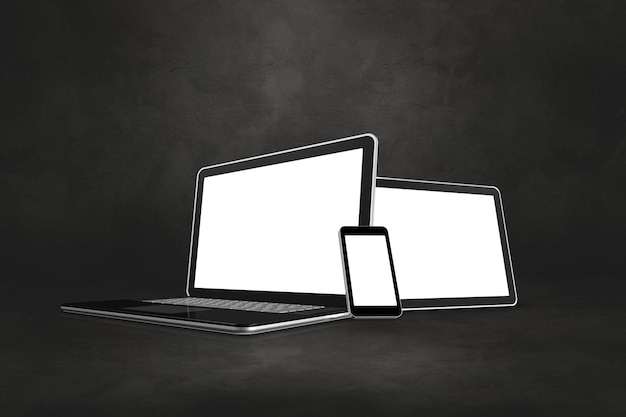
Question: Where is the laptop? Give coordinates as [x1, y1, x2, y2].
[374, 177, 517, 310]
[61, 133, 378, 334]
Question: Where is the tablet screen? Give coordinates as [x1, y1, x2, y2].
[374, 183, 512, 304]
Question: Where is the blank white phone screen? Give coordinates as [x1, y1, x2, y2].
[374, 187, 510, 299]
[344, 235, 397, 306]
[194, 148, 364, 295]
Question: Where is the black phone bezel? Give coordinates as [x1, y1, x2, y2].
[339, 226, 402, 318]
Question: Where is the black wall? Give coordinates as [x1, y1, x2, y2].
[2, 0, 625, 297]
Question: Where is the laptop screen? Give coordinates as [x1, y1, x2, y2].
[374, 186, 510, 301]
[193, 147, 366, 295]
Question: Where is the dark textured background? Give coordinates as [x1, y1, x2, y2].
[1, 0, 625, 415]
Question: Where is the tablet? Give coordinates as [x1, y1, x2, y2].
[374, 177, 517, 309]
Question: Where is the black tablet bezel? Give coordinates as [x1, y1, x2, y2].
[339, 226, 402, 318]
[375, 177, 518, 310]
[185, 134, 378, 304]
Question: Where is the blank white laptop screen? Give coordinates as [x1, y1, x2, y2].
[194, 148, 364, 295]
[344, 235, 397, 306]
[374, 186, 510, 301]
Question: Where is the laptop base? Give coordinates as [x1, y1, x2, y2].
[61, 299, 349, 335]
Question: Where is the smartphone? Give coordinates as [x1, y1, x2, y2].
[339, 226, 402, 319]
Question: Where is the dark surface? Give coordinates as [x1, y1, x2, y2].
[2, 0, 626, 414]
[4, 278, 625, 415]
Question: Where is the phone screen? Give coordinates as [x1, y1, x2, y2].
[341, 227, 402, 318]
[344, 235, 397, 306]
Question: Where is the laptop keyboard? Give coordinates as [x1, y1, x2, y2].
[144, 297, 325, 314]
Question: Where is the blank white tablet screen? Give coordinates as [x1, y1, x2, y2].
[344, 235, 397, 306]
[374, 187, 509, 299]
[194, 148, 364, 295]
